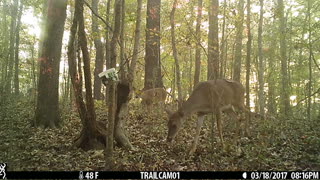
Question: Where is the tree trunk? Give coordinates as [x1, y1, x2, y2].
[14, 2, 23, 96]
[170, 0, 182, 105]
[233, 0, 244, 82]
[144, 0, 163, 90]
[67, 0, 106, 151]
[219, 0, 227, 78]
[128, 0, 142, 88]
[193, 0, 202, 87]
[104, 0, 112, 104]
[207, 0, 219, 80]
[30, 37, 37, 91]
[78, 0, 97, 138]
[35, 0, 67, 128]
[267, 40, 276, 115]
[245, 0, 252, 113]
[92, 0, 104, 100]
[307, 0, 312, 121]
[188, 50, 193, 95]
[113, 0, 133, 151]
[119, 0, 127, 80]
[114, 82, 132, 149]
[278, 0, 290, 116]
[4, 0, 18, 95]
[257, 0, 265, 117]
[106, 0, 122, 170]
[0, 0, 9, 97]
[296, 15, 307, 112]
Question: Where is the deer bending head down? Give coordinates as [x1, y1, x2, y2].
[166, 79, 247, 155]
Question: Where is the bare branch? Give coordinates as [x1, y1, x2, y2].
[84, 0, 113, 32]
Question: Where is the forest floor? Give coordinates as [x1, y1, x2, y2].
[1, 97, 320, 171]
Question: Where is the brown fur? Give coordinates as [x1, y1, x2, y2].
[138, 88, 167, 106]
[166, 79, 248, 155]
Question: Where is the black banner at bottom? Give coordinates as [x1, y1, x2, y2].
[5, 171, 320, 179]
[7, 171, 240, 179]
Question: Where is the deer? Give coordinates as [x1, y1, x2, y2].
[136, 88, 168, 106]
[165, 79, 248, 155]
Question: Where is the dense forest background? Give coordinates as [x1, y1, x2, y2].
[0, 0, 319, 171]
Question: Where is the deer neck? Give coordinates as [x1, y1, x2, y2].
[178, 99, 199, 118]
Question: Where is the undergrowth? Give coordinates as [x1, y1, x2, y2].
[0, 97, 319, 171]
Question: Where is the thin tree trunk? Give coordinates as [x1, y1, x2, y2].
[68, 0, 106, 151]
[193, 0, 202, 87]
[0, 0, 8, 97]
[128, 0, 142, 87]
[207, 0, 219, 80]
[170, 0, 182, 105]
[119, 0, 126, 80]
[245, 0, 251, 112]
[189, 49, 193, 95]
[14, 2, 23, 96]
[105, 0, 112, 104]
[278, 0, 290, 116]
[257, 0, 265, 117]
[106, 0, 122, 170]
[296, 15, 307, 111]
[267, 41, 276, 115]
[30, 37, 37, 90]
[92, 0, 104, 100]
[307, 0, 312, 121]
[219, 0, 226, 78]
[233, 0, 244, 82]
[5, 0, 18, 95]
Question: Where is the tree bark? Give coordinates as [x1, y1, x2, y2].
[68, 0, 106, 151]
[104, 0, 112, 104]
[207, 0, 219, 80]
[307, 0, 312, 121]
[128, 0, 142, 87]
[4, 0, 18, 95]
[92, 0, 104, 100]
[113, 0, 133, 150]
[14, 2, 23, 96]
[193, 0, 202, 87]
[170, 0, 182, 105]
[78, 0, 96, 136]
[267, 41, 276, 115]
[144, 0, 163, 90]
[35, 0, 67, 128]
[119, 0, 127, 80]
[0, 0, 9, 97]
[219, 0, 227, 78]
[257, 0, 265, 117]
[245, 0, 251, 112]
[233, 0, 244, 82]
[106, 0, 122, 170]
[114, 82, 132, 149]
[278, 0, 291, 116]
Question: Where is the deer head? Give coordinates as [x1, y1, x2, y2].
[165, 109, 184, 142]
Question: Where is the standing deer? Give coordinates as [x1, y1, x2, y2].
[136, 88, 168, 106]
[166, 79, 247, 155]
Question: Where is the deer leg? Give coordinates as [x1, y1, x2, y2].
[216, 110, 224, 147]
[189, 115, 205, 155]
